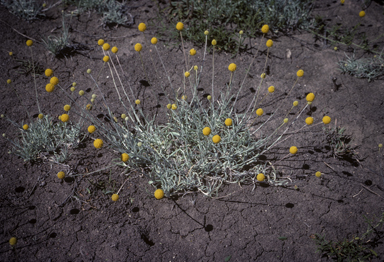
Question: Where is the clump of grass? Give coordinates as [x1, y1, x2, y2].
[314, 212, 384, 261]
[0, 0, 45, 21]
[41, 15, 71, 57]
[338, 53, 384, 82]
[152, 0, 314, 54]
[323, 123, 356, 159]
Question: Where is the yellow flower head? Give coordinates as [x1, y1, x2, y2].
[135, 43, 142, 52]
[9, 237, 17, 246]
[379, 144, 382, 148]
[79, 90, 85, 96]
[322, 116, 331, 124]
[256, 108, 264, 116]
[138, 22, 147, 32]
[207, 95, 212, 100]
[185, 71, 190, 78]
[45, 83, 55, 93]
[228, 63, 237, 72]
[190, 48, 196, 56]
[102, 43, 110, 51]
[181, 95, 187, 100]
[38, 114, 43, 119]
[103, 56, 110, 62]
[26, 40, 33, 46]
[239, 30, 244, 35]
[297, 69, 304, 77]
[171, 104, 177, 110]
[50, 76, 59, 85]
[111, 47, 118, 53]
[121, 153, 129, 162]
[121, 114, 126, 119]
[261, 73, 266, 79]
[212, 135, 221, 144]
[266, 39, 273, 48]
[23, 124, 29, 130]
[88, 125, 96, 134]
[151, 37, 158, 45]
[176, 22, 184, 31]
[135, 99, 141, 105]
[211, 39, 217, 46]
[204, 30, 209, 35]
[293, 101, 298, 106]
[45, 68, 53, 77]
[340, 0, 345, 4]
[98, 39, 104, 46]
[7, 79, 11, 84]
[94, 138, 103, 149]
[154, 189, 164, 199]
[9, 52, 13, 56]
[268, 86, 275, 93]
[306, 93, 315, 102]
[284, 118, 288, 123]
[225, 118, 232, 126]
[203, 127, 211, 136]
[305, 117, 314, 125]
[111, 194, 119, 201]
[86, 104, 92, 110]
[87, 69, 91, 74]
[289, 146, 298, 154]
[194, 65, 198, 71]
[166, 104, 172, 109]
[57, 171, 65, 179]
[64, 105, 71, 111]
[61, 114, 69, 122]
[359, 11, 365, 17]
[257, 173, 265, 182]
[315, 171, 321, 178]
[261, 24, 269, 34]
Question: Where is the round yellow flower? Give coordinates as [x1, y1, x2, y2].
[61, 114, 69, 122]
[38, 114, 43, 119]
[190, 48, 196, 56]
[228, 63, 237, 72]
[257, 173, 265, 182]
[212, 135, 221, 144]
[284, 118, 288, 123]
[98, 39, 104, 46]
[261, 73, 266, 79]
[293, 101, 298, 107]
[121, 153, 129, 162]
[111, 194, 119, 201]
[26, 40, 33, 46]
[239, 30, 243, 35]
[378, 144, 382, 148]
[268, 86, 275, 93]
[111, 47, 118, 53]
[203, 127, 211, 136]
[9, 52, 13, 56]
[181, 95, 187, 100]
[340, 0, 345, 4]
[50, 76, 59, 85]
[322, 116, 331, 124]
[266, 39, 273, 48]
[166, 104, 171, 109]
[171, 104, 177, 110]
[103, 56, 110, 62]
[256, 108, 264, 116]
[306, 93, 315, 102]
[176, 22, 184, 31]
[86, 104, 92, 110]
[102, 43, 110, 51]
[23, 124, 29, 130]
[138, 22, 146, 32]
[185, 71, 190, 78]
[63, 105, 71, 111]
[359, 11, 365, 17]
[289, 146, 298, 154]
[87, 69, 91, 74]
[45, 83, 55, 92]
[57, 171, 65, 179]
[135, 43, 142, 52]
[121, 114, 126, 119]
[7, 79, 11, 84]
[45, 68, 53, 77]
[79, 90, 85, 96]
[204, 30, 209, 35]
[94, 138, 103, 149]
[154, 189, 164, 199]
[194, 65, 198, 71]
[135, 99, 140, 105]
[297, 69, 304, 77]
[225, 118, 232, 126]
[72, 82, 77, 86]
[151, 37, 158, 45]
[315, 171, 321, 178]
[212, 39, 217, 46]
[70, 86, 75, 92]
[9, 237, 17, 246]
[261, 24, 269, 34]
[305, 117, 314, 125]
[88, 125, 96, 134]
[207, 95, 212, 100]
